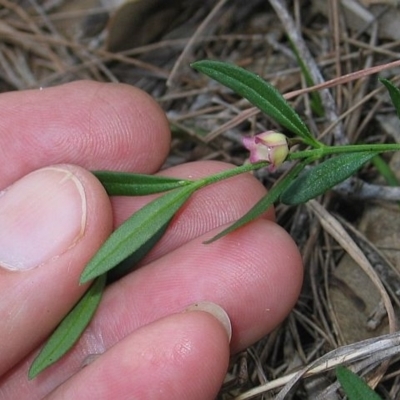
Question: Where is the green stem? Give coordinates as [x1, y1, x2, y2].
[167, 142, 400, 195]
[193, 161, 269, 188]
[288, 143, 400, 160]
[189, 143, 400, 190]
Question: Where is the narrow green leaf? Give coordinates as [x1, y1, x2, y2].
[372, 154, 399, 187]
[380, 78, 400, 119]
[106, 222, 169, 283]
[281, 151, 378, 205]
[336, 366, 382, 400]
[93, 170, 192, 196]
[191, 60, 318, 147]
[28, 274, 106, 379]
[80, 185, 197, 283]
[206, 161, 308, 243]
[372, 154, 400, 209]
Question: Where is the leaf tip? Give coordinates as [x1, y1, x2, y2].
[202, 236, 216, 245]
[190, 60, 201, 70]
[79, 273, 91, 285]
[28, 365, 38, 380]
[28, 354, 55, 380]
[79, 260, 100, 284]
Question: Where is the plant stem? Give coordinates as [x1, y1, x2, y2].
[288, 143, 400, 160]
[195, 161, 268, 187]
[191, 143, 400, 191]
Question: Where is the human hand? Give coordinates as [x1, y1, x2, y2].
[0, 81, 303, 399]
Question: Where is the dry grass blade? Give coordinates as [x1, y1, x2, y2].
[306, 199, 397, 390]
[167, 0, 228, 88]
[307, 200, 397, 334]
[234, 331, 400, 399]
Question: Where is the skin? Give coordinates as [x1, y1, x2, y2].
[0, 81, 303, 399]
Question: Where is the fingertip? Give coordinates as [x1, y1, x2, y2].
[264, 221, 304, 307]
[48, 309, 230, 400]
[0, 81, 171, 187]
[228, 219, 303, 350]
[89, 82, 171, 171]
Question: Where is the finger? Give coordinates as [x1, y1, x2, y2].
[0, 220, 302, 398]
[46, 304, 231, 400]
[0, 81, 170, 188]
[0, 165, 113, 376]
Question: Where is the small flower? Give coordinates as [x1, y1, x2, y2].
[243, 131, 289, 170]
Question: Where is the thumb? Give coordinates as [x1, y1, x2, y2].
[0, 165, 113, 376]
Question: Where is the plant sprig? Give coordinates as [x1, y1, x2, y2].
[29, 60, 400, 379]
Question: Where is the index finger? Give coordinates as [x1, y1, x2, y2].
[0, 81, 171, 188]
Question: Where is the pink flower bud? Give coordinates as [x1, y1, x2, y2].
[243, 131, 289, 170]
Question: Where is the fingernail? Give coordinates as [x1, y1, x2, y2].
[185, 301, 232, 342]
[0, 167, 86, 271]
